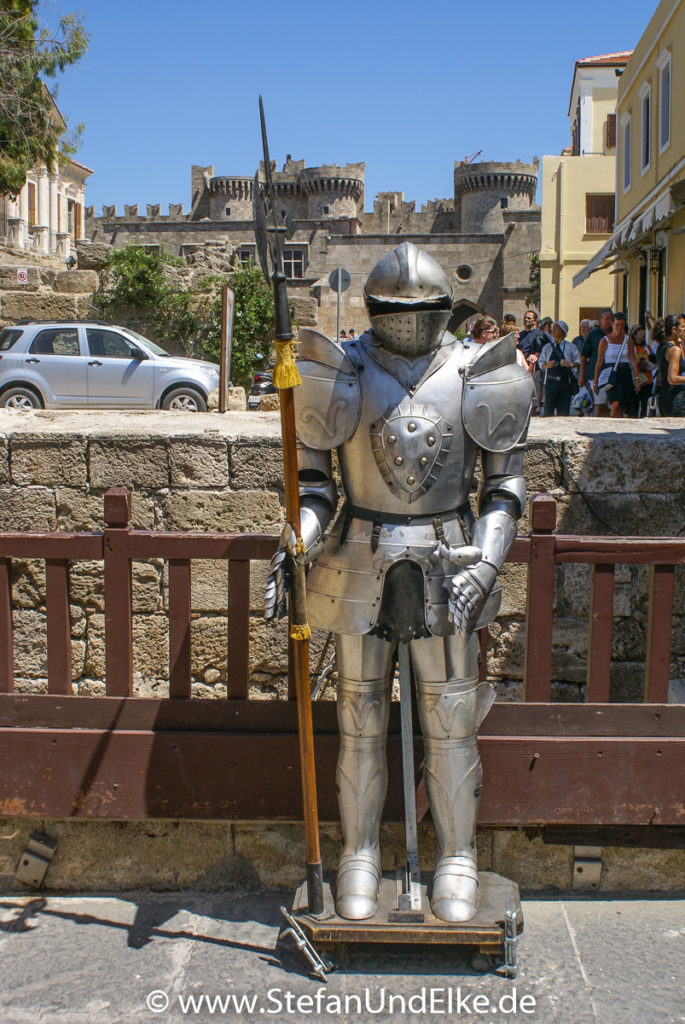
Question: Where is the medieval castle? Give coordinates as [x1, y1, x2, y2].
[85, 156, 540, 335]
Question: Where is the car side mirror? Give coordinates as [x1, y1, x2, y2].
[131, 347, 148, 360]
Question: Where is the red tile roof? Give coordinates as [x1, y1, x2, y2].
[576, 52, 633, 66]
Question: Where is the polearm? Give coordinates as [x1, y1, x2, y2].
[254, 96, 323, 915]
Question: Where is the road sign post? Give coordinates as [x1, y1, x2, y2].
[328, 267, 351, 342]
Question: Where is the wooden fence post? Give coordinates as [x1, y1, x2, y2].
[0, 557, 13, 693]
[104, 488, 133, 697]
[46, 559, 72, 694]
[586, 563, 615, 702]
[523, 493, 557, 701]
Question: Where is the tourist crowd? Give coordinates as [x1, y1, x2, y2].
[341, 310, 685, 418]
[480, 308, 685, 418]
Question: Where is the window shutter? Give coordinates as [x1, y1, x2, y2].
[606, 114, 616, 149]
[585, 195, 615, 234]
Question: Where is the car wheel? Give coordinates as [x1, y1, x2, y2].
[0, 386, 43, 410]
[161, 386, 207, 412]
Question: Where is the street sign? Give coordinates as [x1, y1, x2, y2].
[328, 268, 350, 292]
[16, 268, 28, 285]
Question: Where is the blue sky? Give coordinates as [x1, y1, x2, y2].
[46, 0, 652, 213]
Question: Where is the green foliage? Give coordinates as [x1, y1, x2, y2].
[0, 1, 89, 196]
[528, 252, 541, 306]
[96, 247, 275, 389]
[215, 264, 275, 388]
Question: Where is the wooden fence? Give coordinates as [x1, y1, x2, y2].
[0, 488, 683, 833]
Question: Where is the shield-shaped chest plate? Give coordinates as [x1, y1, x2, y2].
[370, 403, 453, 501]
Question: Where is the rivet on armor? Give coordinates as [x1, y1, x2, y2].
[407, 421, 417, 432]
[420, 456, 428, 466]
[406, 476, 416, 485]
[388, 434, 397, 444]
[427, 435, 436, 446]
[394, 456, 404, 465]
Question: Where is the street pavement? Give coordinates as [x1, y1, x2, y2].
[0, 890, 683, 1023]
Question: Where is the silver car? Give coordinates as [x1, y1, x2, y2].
[0, 320, 220, 411]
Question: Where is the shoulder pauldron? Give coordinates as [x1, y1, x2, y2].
[294, 329, 362, 450]
[461, 334, 535, 452]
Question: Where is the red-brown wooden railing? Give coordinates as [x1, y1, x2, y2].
[0, 489, 682, 829]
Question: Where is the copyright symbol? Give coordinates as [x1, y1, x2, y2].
[146, 990, 169, 1013]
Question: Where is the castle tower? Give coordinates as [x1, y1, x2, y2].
[299, 164, 364, 219]
[208, 176, 254, 220]
[454, 159, 538, 232]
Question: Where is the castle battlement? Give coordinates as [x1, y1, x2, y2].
[86, 202, 188, 222]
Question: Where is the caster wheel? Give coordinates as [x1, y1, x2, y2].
[470, 953, 491, 973]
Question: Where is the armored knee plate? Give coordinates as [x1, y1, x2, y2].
[417, 677, 494, 922]
[335, 669, 390, 920]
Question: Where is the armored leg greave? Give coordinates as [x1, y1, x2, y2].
[412, 634, 494, 922]
[335, 634, 393, 920]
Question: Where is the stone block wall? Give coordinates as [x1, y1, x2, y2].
[0, 411, 682, 698]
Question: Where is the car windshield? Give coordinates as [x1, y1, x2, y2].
[122, 328, 170, 357]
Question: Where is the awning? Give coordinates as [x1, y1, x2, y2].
[572, 237, 615, 288]
[573, 185, 678, 288]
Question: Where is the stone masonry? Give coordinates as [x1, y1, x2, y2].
[0, 411, 682, 700]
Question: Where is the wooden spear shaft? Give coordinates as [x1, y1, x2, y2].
[274, 288, 324, 917]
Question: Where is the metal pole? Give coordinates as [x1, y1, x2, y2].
[336, 269, 342, 343]
[398, 643, 422, 911]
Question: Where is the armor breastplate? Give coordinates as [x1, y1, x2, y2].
[338, 337, 478, 515]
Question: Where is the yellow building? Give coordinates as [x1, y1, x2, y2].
[575, 0, 685, 321]
[541, 53, 631, 332]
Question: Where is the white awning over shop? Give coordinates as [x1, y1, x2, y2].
[572, 237, 615, 288]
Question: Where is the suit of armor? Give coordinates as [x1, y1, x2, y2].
[268, 243, 534, 923]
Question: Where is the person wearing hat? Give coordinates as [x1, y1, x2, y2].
[538, 320, 581, 416]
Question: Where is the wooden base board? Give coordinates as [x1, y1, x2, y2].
[291, 871, 522, 954]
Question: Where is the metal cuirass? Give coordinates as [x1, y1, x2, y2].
[295, 330, 489, 639]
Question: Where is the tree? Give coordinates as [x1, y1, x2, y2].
[0, 1, 88, 196]
[96, 247, 275, 389]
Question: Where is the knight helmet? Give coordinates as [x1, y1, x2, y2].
[364, 242, 453, 356]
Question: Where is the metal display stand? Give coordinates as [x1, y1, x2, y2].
[284, 872, 522, 977]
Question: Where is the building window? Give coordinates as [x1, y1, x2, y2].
[638, 82, 651, 173]
[585, 194, 615, 234]
[237, 247, 254, 267]
[322, 205, 330, 214]
[225, 206, 231, 216]
[28, 182, 36, 231]
[456, 264, 473, 283]
[657, 50, 671, 153]
[283, 249, 304, 279]
[606, 114, 616, 149]
[621, 114, 631, 192]
[500, 197, 508, 209]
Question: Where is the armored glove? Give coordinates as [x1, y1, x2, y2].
[263, 506, 327, 621]
[447, 561, 498, 635]
[263, 523, 297, 621]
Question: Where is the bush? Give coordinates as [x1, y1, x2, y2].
[96, 247, 275, 389]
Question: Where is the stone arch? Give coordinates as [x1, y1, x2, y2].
[448, 299, 483, 334]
